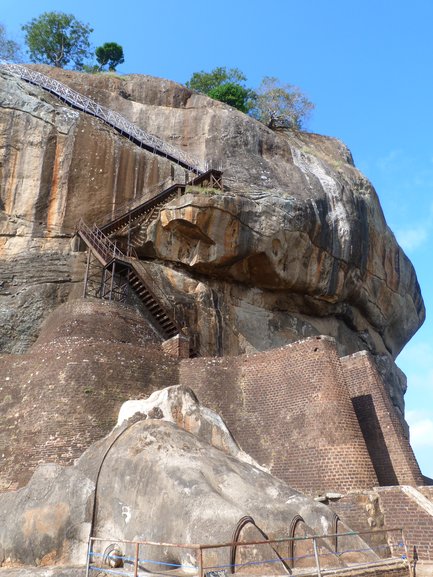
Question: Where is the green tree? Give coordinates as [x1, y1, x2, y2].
[0, 23, 21, 61]
[186, 66, 246, 93]
[208, 82, 253, 114]
[22, 12, 93, 69]
[251, 76, 314, 130]
[186, 66, 254, 112]
[95, 42, 124, 71]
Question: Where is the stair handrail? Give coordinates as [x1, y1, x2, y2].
[99, 183, 185, 234]
[95, 177, 174, 229]
[130, 265, 180, 334]
[78, 218, 125, 261]
[0, 60, 203, 174]
[99, 168, 223, 234]
[131, 261, 177, 315]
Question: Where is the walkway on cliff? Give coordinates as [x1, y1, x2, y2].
[0, 61, 203, 175]
[77, 169, 222, 356]
[0, 61, 224, 355]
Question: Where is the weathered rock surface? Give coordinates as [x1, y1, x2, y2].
[0, 66, 424, 415]
[117, 385, 265, 469]
[0, 69, 184, 352]
[0, 386, 375, 569]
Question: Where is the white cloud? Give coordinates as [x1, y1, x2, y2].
[395, 225, 430, 252]
[393, 198, 433, 252]
[409, 419, 433, 448]
[377, 149, 403, 172]
[406, 411, 433, 447]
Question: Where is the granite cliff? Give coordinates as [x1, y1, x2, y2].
[0, 65, 424, 419]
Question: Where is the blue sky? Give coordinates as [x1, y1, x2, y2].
[2, 0, 432, 478]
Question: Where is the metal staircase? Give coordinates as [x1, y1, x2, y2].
[77, 169, 223, 354]
[0, 61, 203, 175]
[127, 269, 179, 339]
[99, 170, 222, 238]
[78, 219, 182, 342]
[0, 61, 223, 354]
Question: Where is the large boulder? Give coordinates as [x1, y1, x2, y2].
[0, 386, 376, 570]
[0, 65, 424, 414]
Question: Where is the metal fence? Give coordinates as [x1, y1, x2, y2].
[86, 528, 410, 577]
[0, 60, 203, 174]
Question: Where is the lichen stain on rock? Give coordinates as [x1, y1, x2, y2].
[22, 502, 70, 539]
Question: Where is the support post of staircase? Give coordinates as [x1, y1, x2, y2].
[100, 267, 107, 299]
[109, 260, 116, 301]
[127, 211, 132, 256]
[83, 249, 91, 298]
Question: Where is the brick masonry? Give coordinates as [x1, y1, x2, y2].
[377, 487, 433, 561]
[418, 486, 433, 503]
[340, 352, 423, 487]
[0, 300, 179, 490]
[180, 336, 379, 494]
[161, 334, 190, 358]
[329, 492, 390, 557]
[1, 299, 430, 558]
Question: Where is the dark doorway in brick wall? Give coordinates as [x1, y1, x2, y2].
[351, 394, 398, 486]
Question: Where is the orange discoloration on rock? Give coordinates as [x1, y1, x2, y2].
[224, 218, 239, 254]
[46, 140, 62, 232]
[40, 549, 59, 566]
[22, 502, 69, 539]
[4, 148, 19, 216]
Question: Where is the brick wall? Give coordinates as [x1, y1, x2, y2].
[1, 297, 425, 500]
[161, 334, 190, 358]
[0, 300, 179, 491]
[418, 486, 433, 502]
[330, 492, 390, 557]
[341, 352, 423, 487]
[377, 487, 433, 561]
[180, 336, 378, 495]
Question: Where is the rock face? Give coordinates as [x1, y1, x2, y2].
[0, 67, 424, 420]
[116, 385, 265, 470]
[0, 386, 375, 569]
[0, 68, 184, 352]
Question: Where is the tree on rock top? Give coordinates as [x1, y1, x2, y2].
[22, 12, 93, 69]
[96, 42, 125, 72]
[187, 66, 246, 93]
[208, 82, 253, 114]
[186, 67, 254, 113]
[186, 68, 314, 129]
[0, 23, 22, 61]
[251, 76, 315, 130]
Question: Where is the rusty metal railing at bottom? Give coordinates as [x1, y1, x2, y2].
[86, 528, 410, 577]
[86, 536, 202, 577]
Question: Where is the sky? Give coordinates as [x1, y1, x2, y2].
[1, 0, 432, 478]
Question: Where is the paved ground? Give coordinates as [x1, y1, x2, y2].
[416, 563, 433, 577]
[0, 568, 85, 576]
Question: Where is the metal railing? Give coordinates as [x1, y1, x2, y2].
[78, 218, 125, 264]
[0, 60, 203, 174]
[86, 528, 409, 577]
[98, 169, 223, 235]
